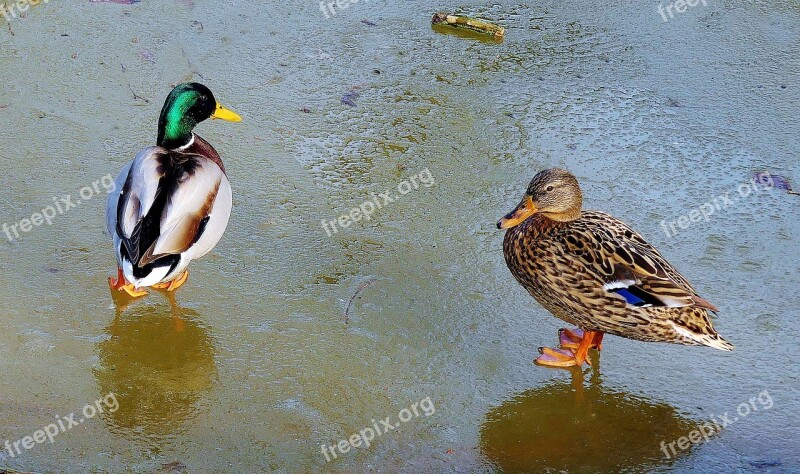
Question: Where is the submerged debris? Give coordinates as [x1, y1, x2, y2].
[341, 88, 361, 107]
[755, 171, 800, 195]
[345, 278, 377, 323]
[432, 12, 505, 39]
[128, 85, 149, 103]
[139, 49, 156, 64]
[159, 461, 189, 473]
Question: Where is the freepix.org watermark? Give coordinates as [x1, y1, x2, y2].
[657, 0, 707, 23]
[321, 396, 435, 462]
[660, 389, 773, 459]
[0, 0, 50, 22]
[318, 0, 370, 19]
[321, 168, 435, 237]
[2, 174, 116, 243]
[4, 392, 119, 459]
[660, 172, 775, 238]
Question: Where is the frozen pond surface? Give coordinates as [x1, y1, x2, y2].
[0, 0, 798, 472]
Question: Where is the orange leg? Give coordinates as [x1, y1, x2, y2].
[559, 328, 604, 352]
[572, 330, 604, 366]
[535, 329, 605, 368]
[108, 267, 148, 298]
[152, 270, 189, 292]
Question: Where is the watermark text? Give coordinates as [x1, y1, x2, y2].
[660, 389, 772, 459]
[660, 172, 774, 238]
[3, 174, 115, 242]
[321, 396, 435, 462]
[321, 168, 435, 237]
[658, 0, 707, 22]
[4, 392, 119, 459]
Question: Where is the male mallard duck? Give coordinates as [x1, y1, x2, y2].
[106, 83, 241, 298]
[497, 169, 733, 368]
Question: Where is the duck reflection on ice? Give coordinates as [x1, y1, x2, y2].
[94, 296, 217, 451]
[480, 369, 704, 472]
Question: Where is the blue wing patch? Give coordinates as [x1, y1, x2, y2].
[612, 288, 650, 307]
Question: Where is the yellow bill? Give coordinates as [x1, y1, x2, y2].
[211, 102, 242, 122]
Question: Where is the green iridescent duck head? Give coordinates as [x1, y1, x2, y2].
[156, 82, 242, 150]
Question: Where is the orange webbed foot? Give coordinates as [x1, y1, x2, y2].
[535, 329, 605, 368]
[535, 347, 582, 368]
[152, 271, 189, 292]
[108, 267, 148, 298]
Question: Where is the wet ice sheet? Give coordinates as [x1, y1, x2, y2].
[0, 0, 798, 472]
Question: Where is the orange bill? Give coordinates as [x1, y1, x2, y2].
[497, 195, 537, 229]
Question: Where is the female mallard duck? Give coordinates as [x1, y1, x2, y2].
[497, 169, 733, 368]
[106, 83, 241, 298]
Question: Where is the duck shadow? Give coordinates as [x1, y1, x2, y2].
[94, 297, 218, 452]
[480, 369, 704, 472]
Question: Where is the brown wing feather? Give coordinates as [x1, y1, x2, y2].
[572, 211, 717, 311]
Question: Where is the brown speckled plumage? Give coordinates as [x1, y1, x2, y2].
[500, 169, 733, 350]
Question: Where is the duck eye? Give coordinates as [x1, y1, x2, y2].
[546, 185, 554, 192]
